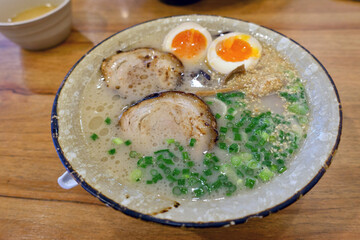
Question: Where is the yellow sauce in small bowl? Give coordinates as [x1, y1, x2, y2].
[8, 4, 57, 23]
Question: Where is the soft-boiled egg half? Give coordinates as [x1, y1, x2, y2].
[162, 22, 212, 65]
[207, 32, 262, 74]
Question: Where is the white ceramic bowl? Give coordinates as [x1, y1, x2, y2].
[51, 15, 342, 227]
[0, 0, 71, 50]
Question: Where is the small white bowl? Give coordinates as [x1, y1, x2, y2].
[0, 0, 72, 50]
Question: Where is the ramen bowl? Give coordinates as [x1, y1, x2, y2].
[51, 15, 342, 227]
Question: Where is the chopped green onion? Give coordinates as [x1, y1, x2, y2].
[90, 133, 99, 141]
[137, 158, 147, 168]
[178, 179, 185, 185]
[186, 161, 195, 167]
[245, 178, 256, 189]
[124, 140, 132, 146]
[231, 156, 242, 167]
[206, 101, 213, 105]
[259, 167, 274, 182]
[129, 151, 139, 158]
[288, 103, 309, 115]
[215, 113, 221, 119]
[213, 165, 220, 171]
[228, 107, 235, 114]
[108, 148, 116, 155]
[180, 187, 188, 194]
[276, 159, 285, 165]
[112, 137, 124, 145]
[172, 168, 180, 176]
[234, 133, 242, 141]
[104, 117, 112, 125]
[211, 180, 222, 190]
[270, 164, 278, 172]
[144, 156, 153, 165]
[225, 115, 235, 121]
[193, 188, 205, 197]
[212, 155, 220, 162]
[152, 173, 163, 183]
[262, 160, 272, 167]
[166, 139, 175, 144]
[156, 154, 164, 162]
[158, 163, 166, 170]
[228, 143, 239, 153]
[236, 169, 244, 178]
[278, 166, 287, 173]
[182, 151, 190, 160]
[203, 169, 212, 176]
[166, 175, 177, 182]
[279, 92, 298, 102]
[220, 127, 228, 133]
[205, 152, 213, 159]
[218, 174, 228, 183]
[247, 160, 260, 169]
[154, 149, 175, 158]
[269, 135, 276, 142]
[130, 169, 142, 182]
[163, 158, 174, 165]
[146, 180, 153, 184]
[182, 169, 190, 178]
[239, 152, 253, 162]
[189, 138, 197, 147]
[218, 142, 227, 150]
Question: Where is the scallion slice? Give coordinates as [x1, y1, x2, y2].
[90, 133, 98, 141]
[104, 117, 112, 125]
[108, 148, 116, 155]
[189, 138, 197, 147]
[112, 137, 124, 145]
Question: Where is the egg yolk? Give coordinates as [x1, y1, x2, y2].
[171, 29, 207, 59]
[216, 36, 253, 62]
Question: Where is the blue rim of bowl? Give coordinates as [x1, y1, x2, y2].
[51, 14, 342, 228]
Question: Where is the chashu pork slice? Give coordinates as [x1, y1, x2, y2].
[101, 48, 184, 99]
[119, 91, 218, 160]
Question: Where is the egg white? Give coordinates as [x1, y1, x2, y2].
[207, 32, 262, 74]
[162, 22, 212, 65]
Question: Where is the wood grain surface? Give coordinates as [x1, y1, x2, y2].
[0, 0, 359, 239]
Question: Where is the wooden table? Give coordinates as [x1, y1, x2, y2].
[1, 0, 359, 239]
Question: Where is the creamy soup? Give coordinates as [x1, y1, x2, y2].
[78, 26, 309, 200]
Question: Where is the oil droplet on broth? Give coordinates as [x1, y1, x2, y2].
[99, 128, 109, 136]
[96, 105, 105, 112]
[88, 116, 103, 130]
[112, 95, 120, 101]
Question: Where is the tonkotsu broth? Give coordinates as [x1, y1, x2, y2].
[79, 26, 309, 200]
